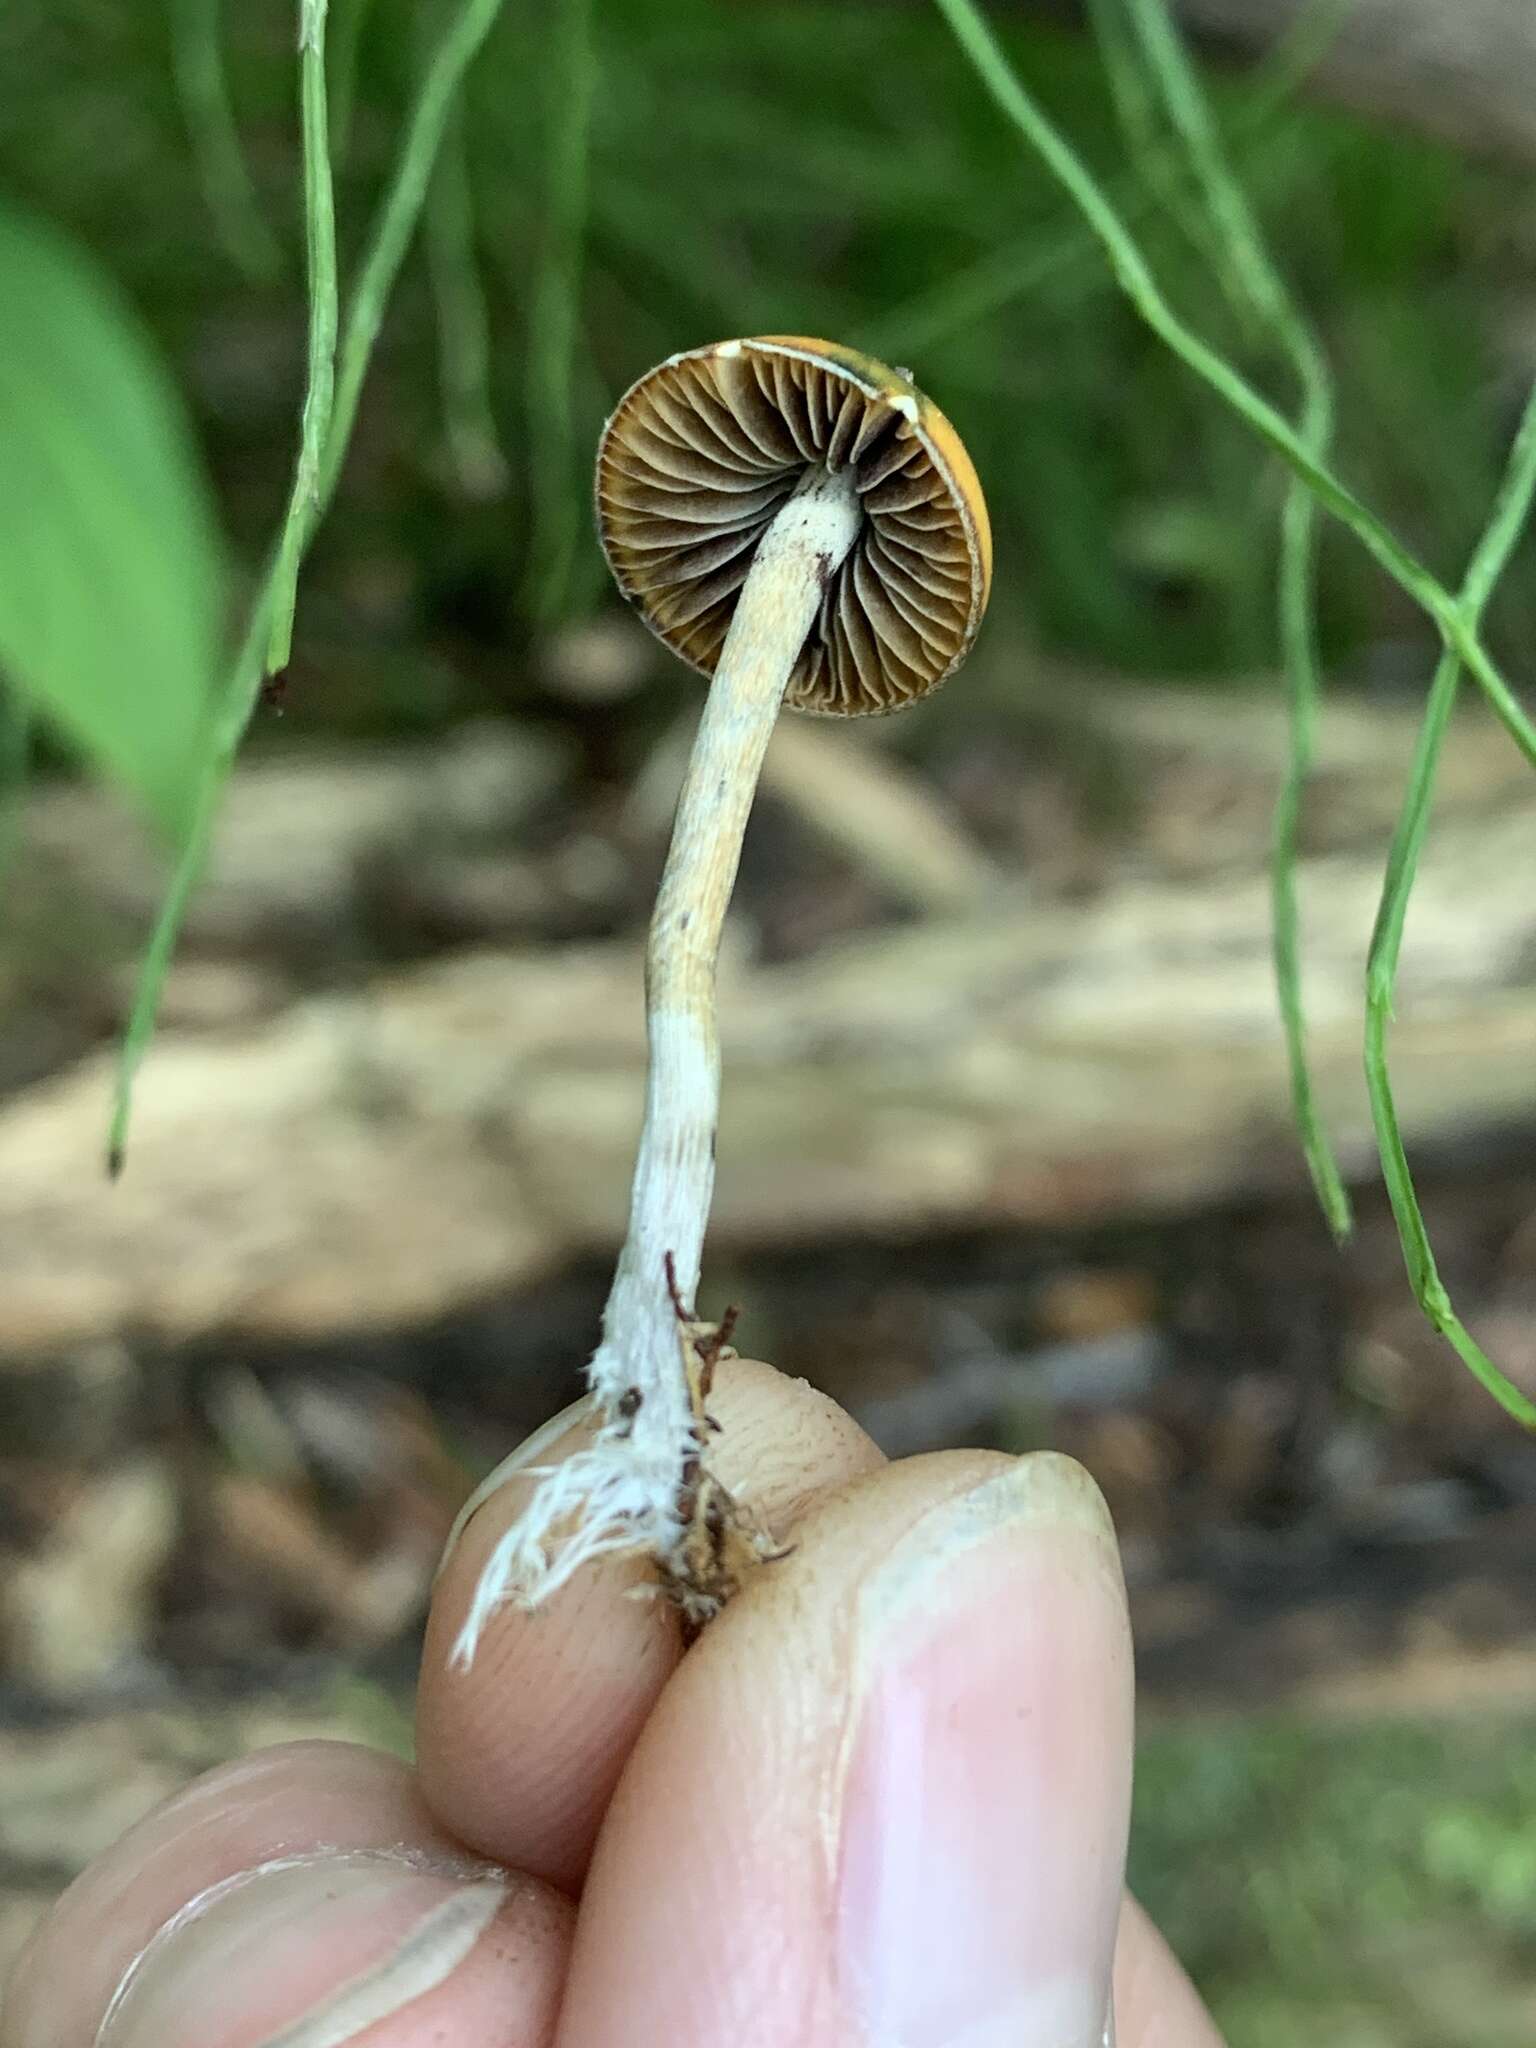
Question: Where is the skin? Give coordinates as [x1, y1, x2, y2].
[3, 1359, 1226, 2048]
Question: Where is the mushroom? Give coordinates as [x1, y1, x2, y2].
[453, 337, 990, 1646]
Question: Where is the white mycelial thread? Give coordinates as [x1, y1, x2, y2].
[434, 1394, 595, 1588]
[456, 464, 864, 1649]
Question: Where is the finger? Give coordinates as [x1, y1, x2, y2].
[2, 1742, 571, 2048]
[416, 1359, 883, 1891]
[557, 1450, 1133, 2048]
[1114, 1895, 1228, 2048]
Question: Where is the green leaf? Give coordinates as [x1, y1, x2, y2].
[0, 202, 226, 840]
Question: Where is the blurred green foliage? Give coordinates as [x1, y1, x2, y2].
[2, 0, 1534, 745]
[1133, 1713, 1536, 2046]
[0, 202, 225, 837]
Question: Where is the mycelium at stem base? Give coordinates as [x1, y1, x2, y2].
[452, 465, 863, 1655]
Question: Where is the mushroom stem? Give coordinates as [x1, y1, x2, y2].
[452, 464, 862, 1643]
[600, 465, 863, 1396]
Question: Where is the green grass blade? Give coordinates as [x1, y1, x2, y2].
[1242, 0, 1353, 126]
[266, 0, 339, 677]
[873, 233, 1081, 364]
[427, 104, 507, 498]
[1362, 377, 1536, 1426]
[328, 0, 375, 161]
[1271, 376, 1347, 1236]
[929, 0, 1536, 769]
[321, 0, 512, 505]
[1086, 0, 1227, 289]
[522, 0, 595, 621]
[1460, 386, 1536, 619]
[1121, 0, 1293, 330]
[936, 0, 1536, 1412]
[875, 11, 1333, 366]
[112, 0, 512, 1170]
[108, 586, 272, 1177]
[1108, 0, 1349, 1235]
[170, 0, 283, 283]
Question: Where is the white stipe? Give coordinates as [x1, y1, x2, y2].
[454, 466, 863, 1650]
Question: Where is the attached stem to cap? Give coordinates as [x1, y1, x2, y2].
[453, 464, 862, 1649]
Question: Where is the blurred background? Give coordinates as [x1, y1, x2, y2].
[4, 1, 1536, 2038]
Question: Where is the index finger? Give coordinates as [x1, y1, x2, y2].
[415, 1359, 884, 1892]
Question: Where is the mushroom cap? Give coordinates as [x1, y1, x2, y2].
[595, 336, 991, 716]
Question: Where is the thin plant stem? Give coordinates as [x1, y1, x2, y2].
[266, 0, 338, 676]
[1270, 366, 1346, 1230]
[1086, 0, 1226, 287]
[170, 0, 282, 282]
[875, 94, 1265, 360]
[1363, 378, 1536, 1429]
[877, 0, 1343, 364]
[939, 0, 1536, 1414]
[1119, 0, 1297, 330]
[109, 587, 273, 1175]
[929, 0, 1536, 770]
[322, 0, 512, 504]
[427, 105, 507, 497]
[1109, 0, 1349, 1234]
[522, 0, 595, 619]
[328, 0, 375, 161]
[115, 0, 332, 1170]
[1245, 0, 1353, 123]
[110, 0, 512, 1170]
[874, 229, 1103, 364]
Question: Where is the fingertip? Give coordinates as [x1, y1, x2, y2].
[418, 1489, 682, 1893]
[558, 1449, 1132, 2047]
[1113, 1896, 1228, 2048]
[416, 1359, 885, 1890]
[701, 1356, 887, 1517]
[94, 1857, 572, 2048]
[2, 1742, 541, 2048]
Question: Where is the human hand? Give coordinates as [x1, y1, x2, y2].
[5, 1360, 1224, 2047]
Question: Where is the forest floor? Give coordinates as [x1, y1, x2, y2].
[5, 669, 1536, 2041]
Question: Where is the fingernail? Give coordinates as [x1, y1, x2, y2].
[836, 1454, 1131, 2048]
[97, 1850, 507, 2048]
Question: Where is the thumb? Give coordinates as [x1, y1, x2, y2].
[557, 1449, 1132, 2048]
